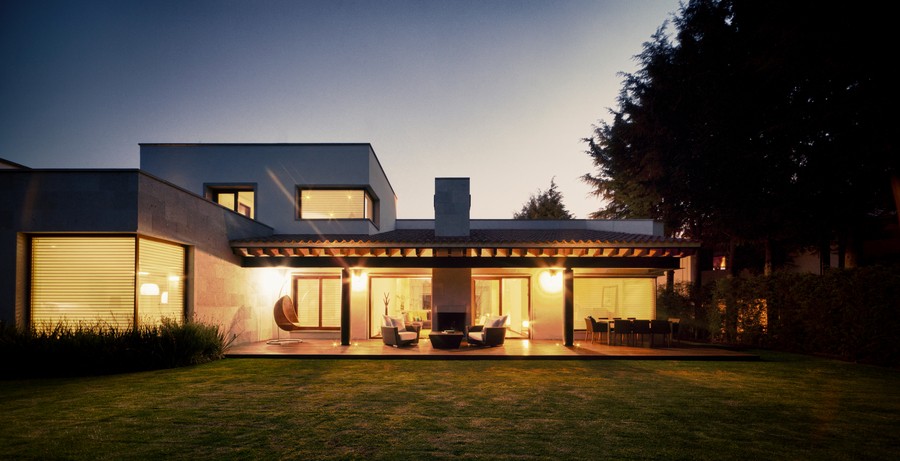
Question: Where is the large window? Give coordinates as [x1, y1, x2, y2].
[298, 188, 376, 224]
[31, 236, 186, 330]
[293, 276, 341, 330]
[137, 238, 186, 325]
[369, 276, 432, 338]
[574, 277, 656, 322]
[473, 277, 530, 339]
[207, 185, 255, 219]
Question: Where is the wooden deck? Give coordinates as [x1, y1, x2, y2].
[226, 337, 759, 361]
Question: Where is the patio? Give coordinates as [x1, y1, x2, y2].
[226, 338, 759, 361]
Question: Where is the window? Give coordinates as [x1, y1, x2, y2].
[207, 185, 255, 219]
[293, 276, 341, 330]
[369, 276, 432, 338]
[574, 278, 655, 321]
[473, 277, 530, 339]
[31, 236, 186, 330]
[298, 188, 376, 224]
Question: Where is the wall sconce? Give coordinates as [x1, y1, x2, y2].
[140, 283, 160, 296]
[351, 269, 367, 291]
[539, 269, 563, 293]
[160, 291, 169, 304]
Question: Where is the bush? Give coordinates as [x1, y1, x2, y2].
[688, 265, 900, 366]
[0, 319, 234, 379]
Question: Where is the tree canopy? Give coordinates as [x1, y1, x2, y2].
[513, 179, 574, 220]
[583, 0, 897, 274]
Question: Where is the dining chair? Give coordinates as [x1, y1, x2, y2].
[612, 318, 634, 346]
[590, 317, 609, 344]
[632, 319, 652, 346]
[650, 319, 671, 347]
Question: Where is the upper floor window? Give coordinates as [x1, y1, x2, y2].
[207, 185, 255, 219]
[298, 188, 377, 224]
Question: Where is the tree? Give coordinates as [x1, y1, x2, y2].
[514, 179, 574, 220]
[583, 0, 897, 275]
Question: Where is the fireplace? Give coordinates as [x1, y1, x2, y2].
[435, 312, 467, 332]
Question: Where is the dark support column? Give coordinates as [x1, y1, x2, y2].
[563, 268, 574, 347]
[341, 268, 351, 346]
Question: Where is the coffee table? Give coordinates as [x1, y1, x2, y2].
[429, 331, 464, 349]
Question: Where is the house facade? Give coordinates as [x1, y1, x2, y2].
[0, 144, 698, 346]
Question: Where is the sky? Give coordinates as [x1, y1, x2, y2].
[1, 0, 680, 219]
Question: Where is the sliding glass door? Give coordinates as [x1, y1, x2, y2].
[472, 277, 530, 339]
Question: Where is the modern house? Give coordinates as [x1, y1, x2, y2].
[0, 144, 699, 346]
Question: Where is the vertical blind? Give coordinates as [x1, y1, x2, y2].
[31, 237, 136, 329]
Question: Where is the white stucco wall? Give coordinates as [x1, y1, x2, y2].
[140, 144, 398, 235]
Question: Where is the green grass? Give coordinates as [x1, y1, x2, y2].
[1, 351, 898, 460]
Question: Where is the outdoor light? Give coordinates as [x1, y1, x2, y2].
[539, 269, 563, 293]
[160, 291, 169, 304]
[351, 269, 367, 291]
[140, 283, 160, 296]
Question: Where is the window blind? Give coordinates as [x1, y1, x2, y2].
[138, 238, 185, 324]
[31, 237, 136, 329]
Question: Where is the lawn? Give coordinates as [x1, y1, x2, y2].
[1, 351, 898, 460]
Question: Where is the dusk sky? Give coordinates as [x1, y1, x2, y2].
[1, 0, 679, 219]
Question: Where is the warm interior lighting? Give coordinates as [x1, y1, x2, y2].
[140, 283, 160, 296]
[539, 269, 563, 293]
[522, 320, 530, 328]
[351, 269, 367, 291]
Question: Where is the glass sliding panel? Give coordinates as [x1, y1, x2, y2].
[31, 237, 136, 330]
[502, 278, 530, 339]
[473, 277, 530, 338]
[369, 277, 432, 337]
[473, 279, 500, 324]
[138, 238, 185, 326]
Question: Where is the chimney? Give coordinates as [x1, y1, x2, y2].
[434, 178, 470, 237]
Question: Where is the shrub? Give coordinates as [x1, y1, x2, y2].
[694, 266, 900, 366]
[0, 319, 234, 379]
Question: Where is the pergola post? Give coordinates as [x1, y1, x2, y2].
[341, 267, 351, 346]
[563, 268, 574, 347]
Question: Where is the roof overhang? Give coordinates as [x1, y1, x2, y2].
[232, 238, 698, 271]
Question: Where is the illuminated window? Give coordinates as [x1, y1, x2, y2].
[31, 236, 186, 330]
[298, 188, 376, 224]
[207, 185, 255, 219]
[574, 277, 655, 321]
[369, 276, 432, 338]
[473, 277, 530, 339]
[293, 276, 341, 330]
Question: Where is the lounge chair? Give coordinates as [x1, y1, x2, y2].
[381, 315, 420, 347]
[466, 314, 507, 347]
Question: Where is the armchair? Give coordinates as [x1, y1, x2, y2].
[381, 315, 420, 347]
[466, 314, 508, 347]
